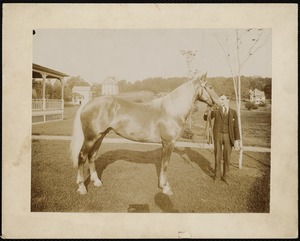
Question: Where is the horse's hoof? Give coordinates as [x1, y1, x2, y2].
[93, 179, 103, 187]
[77, 185, 87, 195]
[162, 187, 174, 196]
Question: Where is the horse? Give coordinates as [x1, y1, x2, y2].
[70, 73, 221, 195]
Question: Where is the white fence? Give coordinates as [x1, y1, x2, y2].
[32, 99, 43, 110]
[32, 99, 62, 110]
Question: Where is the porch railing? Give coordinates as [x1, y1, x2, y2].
[32, 99, 63, 110]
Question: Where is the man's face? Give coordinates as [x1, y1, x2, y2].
[219, 95, 230, 107]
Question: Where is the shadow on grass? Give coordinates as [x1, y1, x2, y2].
[246, 169, 270, 212]
[127, 204, 150, 213]
[94, 148, 183, 213]
[31, 185, 47, 212]
[154, 193, 179, 213]
[173, 147, 215, 179]
[243, 152, 270, 167]
[94, 147, 216, 183]
[94, 148, 163, 182]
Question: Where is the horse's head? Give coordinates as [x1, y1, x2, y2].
[194, 73, 222, 107]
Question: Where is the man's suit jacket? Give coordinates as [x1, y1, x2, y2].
[204, 107, 240, 146]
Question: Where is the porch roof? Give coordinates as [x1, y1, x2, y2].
[33, 63, 69, 79]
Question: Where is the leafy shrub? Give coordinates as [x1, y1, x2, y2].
[245, 101, 259, 110]
[258, 102, 268, 107]
[181, 128, 194, 139]
[64, 102, 75, 108]
[245, 101, 252, 110]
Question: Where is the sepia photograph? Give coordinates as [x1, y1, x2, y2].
[31, 28, 272, 213]
[2, 4, 298, 239]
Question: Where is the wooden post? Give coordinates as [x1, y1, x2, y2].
[60, 78, 64, 120]
[42, 73, 47, 122]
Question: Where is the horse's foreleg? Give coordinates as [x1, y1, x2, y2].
[159, 141, 175, 195]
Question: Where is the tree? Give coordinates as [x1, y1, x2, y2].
[46, 81, 62, 99]
[215, 28, 271, 168]
[264, 82, 272, 99]
[32, 78, 65, 100]
[180, 50, 198, 81]
[92, 83, 102, 97]
[32, 79, 43, 98]
[32, 89, 37, 99]
[64, 75, 90, 101]
[117, 79, 127, 93]
[180, 50, 200, 129]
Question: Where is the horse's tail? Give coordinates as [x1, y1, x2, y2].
[70, 105, 85, 168]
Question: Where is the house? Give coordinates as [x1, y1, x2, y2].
[102, 77, 119, 95]
[32, 63, 69, 124]
[72, 86, 92, 105]
[249, 88, 266, 104]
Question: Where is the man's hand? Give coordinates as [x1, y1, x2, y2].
[234, 140, 241, 150]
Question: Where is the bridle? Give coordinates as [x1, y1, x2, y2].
[199, 80, 215, 144]
[198, 83, 205, 98]
[198, 80, 213, 105]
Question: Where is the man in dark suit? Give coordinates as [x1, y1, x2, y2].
[204, 94, 241, 184]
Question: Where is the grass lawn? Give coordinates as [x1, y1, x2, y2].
[32, 105, 78, 136]
[32, 98, 271, 148]
[31, 139, 270, 213]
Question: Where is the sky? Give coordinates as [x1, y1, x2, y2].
[33, 29, 271, 84]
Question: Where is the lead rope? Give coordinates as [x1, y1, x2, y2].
[204, 107, 213, 145]
[188, 105, 213, 147]
[184, 105, 213, 170]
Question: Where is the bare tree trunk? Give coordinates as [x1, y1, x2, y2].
[236, 30, 243, 169]
[215, 29, 270, 169]
[237, 75, 243, 169]
[180, 50, 197, 133]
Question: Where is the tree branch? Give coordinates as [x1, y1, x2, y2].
[240, 30, 270, 69]
[214, 32, 236, 76]
[250, 32, 271, 56]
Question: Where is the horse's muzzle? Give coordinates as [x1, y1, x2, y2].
[206, 99, 214, 107]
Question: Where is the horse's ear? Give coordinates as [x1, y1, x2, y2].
[199, 72, 207, 86]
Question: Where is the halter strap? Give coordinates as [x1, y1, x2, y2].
[205, 108, 213, 144]
[198, 85, 204, 98]
[197, 81, 208, 100]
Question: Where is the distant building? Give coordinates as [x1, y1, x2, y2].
[102, 77, 119, 95]
[72, 86, 92, 105]
[249, 88, 266, 104]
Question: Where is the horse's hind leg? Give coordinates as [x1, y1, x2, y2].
[159, 141, 175, 195]
[87, 133, 107, 187]
[88, 153, 102, 187]
[76, 139, 98, 194]
[77, 162, 87, 194]
[77, 156, 88, 194]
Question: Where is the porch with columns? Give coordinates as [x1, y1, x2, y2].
[32, 63, 69, 124]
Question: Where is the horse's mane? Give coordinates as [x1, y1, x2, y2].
[150, 80, 196, 118]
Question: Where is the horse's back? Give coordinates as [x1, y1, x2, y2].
[79, 95, 184, 143]
[81, 96, 114, 118]
[80, 96, 151, 128]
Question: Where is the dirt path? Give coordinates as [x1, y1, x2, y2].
[31, 135, 270, 153]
